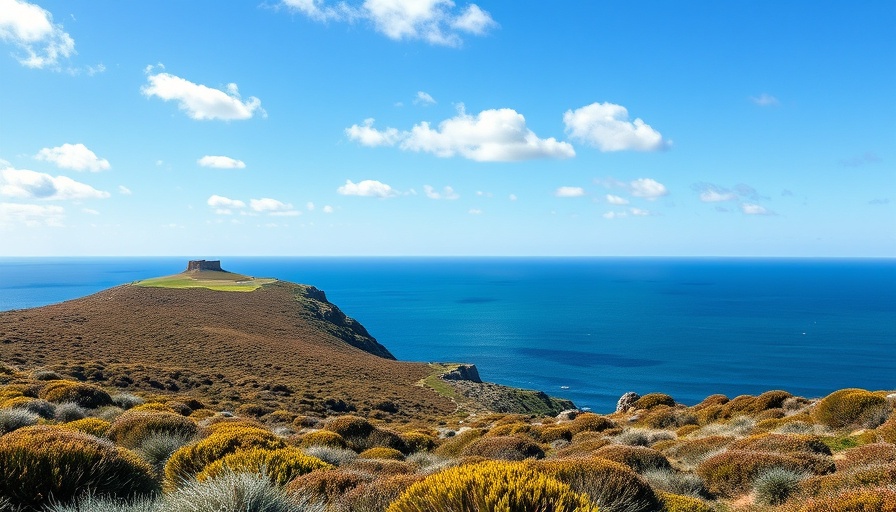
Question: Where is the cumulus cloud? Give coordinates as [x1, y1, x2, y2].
[207, 195, 246, 214]
[142, 68, 264, 121]
[629, 207, 650, 216]
[282, 0, 496, 47]
[423, 184, 459, 200]
[198, 155, 246, 169]
[0, 202, 64, 227]
[35, 143, 110, 171]
[750, 93, 779, 107]
[602, 211, 625, 220]
[337, 179, 398, 197]
[251, 198, 299, 216]
[118, 185, 132, 195]
[414, 91, 436, 105]
[0, 167, 109, 200]
[322, 205, 334, 213]
[741, 203, 774, 215]
[629, 178, 668, 200]
[692, 183, 736, 202]
[606, 194, 629, 205]
[347, 106, 575, 162]
[563, 102, 669, 152]
[555, 186, 585, 198]
[0, 0, 74, 69]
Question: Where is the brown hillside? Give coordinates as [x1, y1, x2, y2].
[0, 281, 457, 421]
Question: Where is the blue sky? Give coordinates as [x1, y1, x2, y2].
[0, 1, 893, 256]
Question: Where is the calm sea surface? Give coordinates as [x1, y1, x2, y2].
[0, 257, 893, 413]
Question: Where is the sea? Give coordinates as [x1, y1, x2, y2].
[0, 257, 893, 413]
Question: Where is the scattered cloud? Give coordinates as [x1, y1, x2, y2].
[142, 67, 264, 120]
[0, 0, 74, 69]
[35, 143, 110, 172]
[629, 178, 668, 200]
[207, 195, 246, 214]
[251, 198, 299, 216]
[118, 185, 132, 195]
[0, 167, 109, 200]
[629, 207, 650, 216]
[347, 106, 575, 162]
[781, 189, 794, 197]
[602, 211, 625, 220]
[868, 198, 890, 205]
[82, 207, 99, 215]
[468, 208, 482, 215]
[281, 0, 496, 47]
[414, 91, 436, 105]
[605, 194, 629, 205]
[198, 155, 246, 169]
[322, 205, 334, 213]
[563, 102, 669, 152]
[423, 184, 459, 200]
[555, 186, 585, 198]
[306, 201, 315, 211]
[508, 194, 517, 201]
[0, 202, 64, 227]
[337, 179, 398, 197]
[694, 182, 766, 203]
[741, 203, 774, 215]
[750, 93, 779, 107]
[840, 152, 882, 167]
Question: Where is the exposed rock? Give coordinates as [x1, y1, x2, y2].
[186, 260, 222, 272]
[440, 364, 482, 383]
[444, 379, 575, 416]
[556, 409, 580, 421]
[297, 285, 395, 360]
[616, 391, 641, 413]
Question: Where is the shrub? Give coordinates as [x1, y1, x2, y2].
[62, 417, 112, 437]
[235, 402, 274, 418]
[266, 409, 295, 424]
[799, 462, 896, 496]
[387, 460, 597, 512]
[433, 428, 485, 457]
[722, 391, 793, 417]
[568, 413, 616, 434]
[0, 425, 158, 509]
[163, 470, 324, 512]
[533, 457, 662, 512]
[346, 458, 415, 476]
[197, 447, 330, 486]
[642, 468, 706, 497]
[131, 402, 177, 414]
[340, 474, 424, 512]
[323, 415, 375, 439]
[813, 388, 891, 429]
[39, 380, 113, 408]
[301, 445, 358, 467]
[729, 433, 832, 456]
[657, 492, 712, 512]
[401, 431, 436, 453]
[836, 442, 896, 471]
[614, 428, 675, 447]
[461, 435, 545, 461]
[299, 429, 348, 449]
[633, 393, 675, 410]
[640, 407, 698, 429]
[795, 487, 896, 512]
[0, 407, 39, 433]
[692, 394, 729, 410]
[406, 452, 454, 474]
[286, 468, 367, 504]
[359, 446, 405, 460]
[660, 435, 734, 468]
[164, 426, 285, 484]
[45, 493, 160, 512]
[135, 430, 194, 471]
[10, 397, 56, 419]
[108, 411, 199, 449]
[696, 449, 822, 498]
[111, 392, 145, 410]
[55, 401, 88, 422]
[753, 467, 806, 505]
[594, 444, 672, 473]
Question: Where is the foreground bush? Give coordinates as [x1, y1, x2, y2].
[38, 380, 113, 408]
[697, 449, 822, 498]
[794, 487, 896, 512]
[461, 435, 545, 461]
[753, 467, 806, 505]
[387, 460, 598, 512]
[285, 468, 367, 504]
[593, 444, 672, 473]
[0, 425, 158, 509]
[165, 470, 325, 512]
[658, 492, 711, 512]
[164, 426, 285, 484]
[812, 388, 891, 429]
[197, 447, 330, 486]
[108, 410, 198, 448]
[533, 457, 662, 512]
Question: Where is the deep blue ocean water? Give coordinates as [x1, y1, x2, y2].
[0, 257, 893, 413]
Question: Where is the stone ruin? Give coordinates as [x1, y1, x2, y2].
[186, 260, 223, 272]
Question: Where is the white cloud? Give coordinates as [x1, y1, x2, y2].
[741, 203, 774, 215]
[82, 207, 99, 215]
[555, 186, 585, 198]
[606, 194, 629, 205]
[207, 195, 246, 214]
[451, 4, 496, 34]
[35, 143, 110, 172]
[414, 91, 436, 105]
[348, 106, 575, 162]
[337, 179, 398, 198]
[750, 93, 780, 107]
[0, 0, 74, 69]
[198, 155, 246, 169]
[423, 184, 459, 200]
[250, 198, 295, 214]
[602, 211, 625, 220]
[629, 207, 650, 216]
[468, 208, 482, 215]
[629, 178, 668, 200]
[345, 118, 402, 147]
[0, 167, 109, 200]
[118, 185, 132, 195]
[563, 102, 669, 152]
[322, 205, 334, 213]
[0, 202, 64, 227]
[306, 201, 315, 211]
[700, 189, 736, 202]
[142, 70, 264, 121]
[508, 194, 517, 201]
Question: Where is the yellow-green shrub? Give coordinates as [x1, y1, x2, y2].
[722, 391, 792, 417]
[387, 460, 598, 512]
[537, 425, 574, 443]
[729, 433, 832, 456]
[285, 468, 367, 503]
[341, 474, 424, 512]
[661, 435, 734, 467]
[323, 415, 375, 438]
[347, 458, 415, 476]
[38, 380, 112, 408]
[196, 447, 330, 486]
[837, 443, 896, 471]
[265, 409, 295, 424]
[131, 402, 177, 413]
[568, 413, 616, 434]
[461, 435, 545, 461]
[401, 431, 436, 453]
[634, 393, 676, 410]
[61, 417, 111, 437]
[697, 449, 824, 497]
[107, 410, 198, 449]
[658, 491, 712, 512]
[813, 388, 891, 429]
[800, 462, 896, 496]
[235, 402, 274, 418]
[0, 425, 157, 509]
[433, 428, 485, 457]
[359, 446, 405, 460]
[795, 487, 896, 512]
[532, 457, 661, 512]
[299, 429, 348, 448]
[594, 444, 672, 473]
[692, 394, 729, 410]
[164, 426, 285, 484]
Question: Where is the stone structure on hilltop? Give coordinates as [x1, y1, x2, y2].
[186, 260, 223, 272]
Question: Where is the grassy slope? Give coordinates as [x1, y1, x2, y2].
[135, 270, 276, 292]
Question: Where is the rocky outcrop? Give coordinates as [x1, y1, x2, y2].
[616, 391, 641, 413]
[440, 364, 482, 383]
[186, 260, 222, 272]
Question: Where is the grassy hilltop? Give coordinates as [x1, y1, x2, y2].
[0, 265, 894, 511]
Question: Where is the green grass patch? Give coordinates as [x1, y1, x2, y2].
[134, 274, 276, 292]
[418, 364, 460, 399]
[822, 434, 863, 452]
